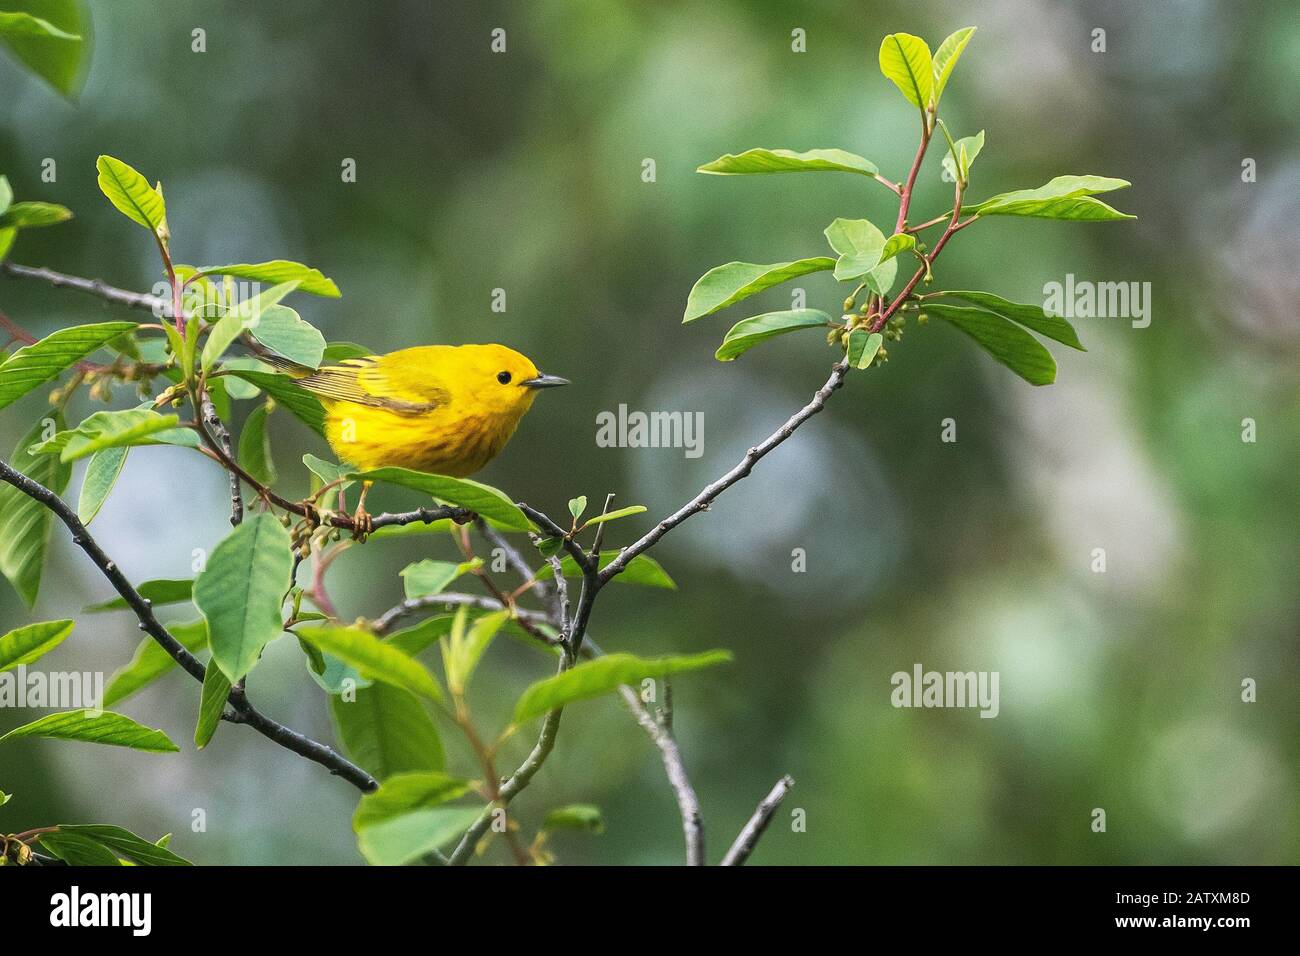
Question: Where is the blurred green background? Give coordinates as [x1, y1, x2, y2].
[1, 0, 1297, 864]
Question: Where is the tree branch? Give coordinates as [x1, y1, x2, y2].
[0, 457, 378, 792]
[619, 684, 705, 865]
[1, 261, 165, 314]
[720, 774, 794, 866]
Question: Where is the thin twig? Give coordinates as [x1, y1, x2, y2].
[720, 775, 795, 866]
[0, 458, 378, 792]
[1, 261, 165, 313]
[619, 685, 705, 865]
[199, 390, 243, 526]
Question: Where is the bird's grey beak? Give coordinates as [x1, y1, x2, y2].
[521, 373, 569, 389]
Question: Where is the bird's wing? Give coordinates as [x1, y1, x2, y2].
[297, 356, 446, 414]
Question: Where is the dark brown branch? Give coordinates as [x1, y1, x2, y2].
[0, 457, 378, 792]
[199, 391, 243, 526]
[720, 775, 794, 866]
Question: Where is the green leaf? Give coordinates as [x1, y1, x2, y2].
[0, 321, 136, 411]
[925, 304, 1057, 386]
[0, 789, 11, 805]
[303, 453, 352, 491]
[0, 619, 73, 672]
[0, 412, 70, 606]
[38, 831, 122, 866]
[351, 467, 530, 531]
[31, 408, 200, 462]
[568, 495, 587, 520]
[323, 341, 373, 362]
[579, 505, 646, 528]
[941, 130, 984, 184]
[356, 805, 482, 866]
[248, 304, 326, 369]
[0, 709, 179, 752]
[683, 257, 836, 323]
[87, 578, 193, 612]
[399, 558, 479, 600]
[939, 290, 1084, 350]
[299, 637, 371, 695]
[193, 512, 294, 682]
[697, 147, 879, 177]
[331, 683, 444, 779]
[823, 219, 914, 282]
[296, 625, 443, 702]
[194, 260, 340, 298]
[0, 1, 86, 97]
[538, 550, 676, 589]
[224, 370, 327, 437]
[353, 771, 473, 831]
[194, 659, 231, 749]
[0, 175, 9, 216]
[879, 32, 933, 111]
[542, 803, 604, 834]
[0, 200, 73, 228]
[95, 156, 166, 237]
[714, 309, 831, 362]
[962, 175, 1133, 219]
[442, 607, 508, 697]
[846, 329, 884, 370]
[77, 445, 128, 525]
[237, 401, 277, 486]
[57, 824, 191, 865]
[513, 650, 732, 725]
[385, 615, 455, 657]
[103, 620, 207, 707]
[0, 226, 16, 262]
[931, 27, 976, 107]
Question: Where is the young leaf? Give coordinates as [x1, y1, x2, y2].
[697, 147, 879, 177]
[568, 495, 587, 521]
[95, 155, 166, 237]
[683, 258, 836, 323]
[194, 659, 231, 749]
[0, 709, 179, 752]
[303, 452, 352, 491]
[0, 3, 85, 97]
[579, 505, 647, 529]
[0, 200, 73, 228]
[356, 805, 483, 866]
[714, 309, 831, 362]
[330, 683, 444, 780]
[442, 607, 509, 697]
[0, 175, 9, 215]
[400, 558, 479, 599]
[931, 27, 976, 107]
[939, 290, 1084, 350]
[349, 467, 530, 531]
[878, 33, 933, 111]
[962, 175, 1132, 218]
[296, 625, 444, 702]
[193, 512, 294, 682]
[538, 550, 676, 589]
[352, 771, 474, 831]
[824, 218, 884, 281]
[542, 804, 604, 834]
[237, 401, 277, 486]
[193, 260, 340, 298]
[925, 304, 1057, 385]
[57, 824, 191, 865]
[31, 408, 199, 462]
[0, 321, 136, 411]
[248, 304, 326, 369]
[846, 329, 884, 370]
[0, 619, 73, 672]
[103, 620, 207, 707]
[77, 446, 129, 525]
[385, 615, 455, 657]
[941, 130, 985, 184]
[0, 412, 70, 606]
[87, 578, 193, 612]
[513, 650, 732, 725]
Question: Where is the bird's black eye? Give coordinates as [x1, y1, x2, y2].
[497, 370, 512, 385]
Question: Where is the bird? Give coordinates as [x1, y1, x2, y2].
[259, 343, 567, 530]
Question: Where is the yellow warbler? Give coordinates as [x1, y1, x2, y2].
[265, 343, 566, 493]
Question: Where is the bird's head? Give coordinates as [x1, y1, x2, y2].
[454, 344, 568, 420]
